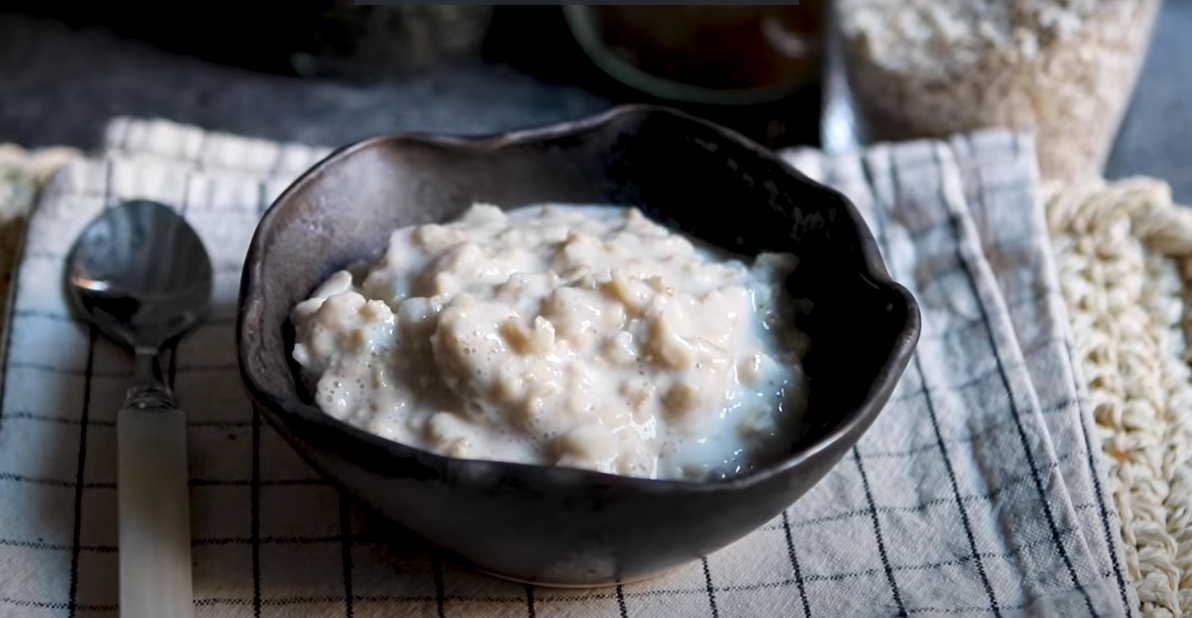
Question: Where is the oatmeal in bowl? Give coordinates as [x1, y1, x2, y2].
[291, 203, 812, 482]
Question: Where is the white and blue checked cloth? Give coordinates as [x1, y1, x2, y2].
[0, 118, 1136, 617]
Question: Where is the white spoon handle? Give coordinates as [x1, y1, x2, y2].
[118, 406, 193, 618]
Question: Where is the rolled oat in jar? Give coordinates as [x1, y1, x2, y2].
[835, 0, 1160, 181]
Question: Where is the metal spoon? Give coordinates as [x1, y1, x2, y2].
[67, 199, 212, 618]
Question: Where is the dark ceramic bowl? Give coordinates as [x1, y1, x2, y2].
[237, 105, 920, 587]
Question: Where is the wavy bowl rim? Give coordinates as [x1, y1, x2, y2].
[236, 103, 922, 495]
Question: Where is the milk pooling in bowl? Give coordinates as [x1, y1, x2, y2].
[290, 204, 811, 481]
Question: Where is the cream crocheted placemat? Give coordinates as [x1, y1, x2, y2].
[1044, 179, 1192, 618]
[0, 145, 81, 306]
[0, 144, 1187, 617]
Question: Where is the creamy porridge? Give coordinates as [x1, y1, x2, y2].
[291, 204, 811, 481]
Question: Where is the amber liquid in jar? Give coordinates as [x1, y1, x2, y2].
[587, 5, 823, 93]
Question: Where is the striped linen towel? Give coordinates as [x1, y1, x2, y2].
[0, 118, 1135, 617]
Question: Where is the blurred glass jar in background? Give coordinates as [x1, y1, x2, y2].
[833, 0, 1161, 181]
[292, 3, 494, 81]
[564, 5, 824, 106]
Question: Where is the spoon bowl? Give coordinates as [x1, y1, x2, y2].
[66, 199, 212, 618]
[68, 199, 212, 349]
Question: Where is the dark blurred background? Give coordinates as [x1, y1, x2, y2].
[0, 3, 1186, 200]
[0, 5, 820, 148]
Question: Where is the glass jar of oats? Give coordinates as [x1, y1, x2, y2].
[835, 0, 1161, 181]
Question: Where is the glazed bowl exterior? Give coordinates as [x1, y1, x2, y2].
[236, 105, 920, 587]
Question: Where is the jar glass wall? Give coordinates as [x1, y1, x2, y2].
[834, 0, 1161, 181]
